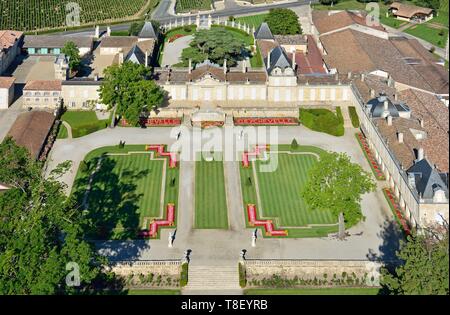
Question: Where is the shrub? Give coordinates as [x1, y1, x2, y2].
[239, 263, 247, 288]
[183, 25, 193, 33]
[348, 106, 360, 128]
[291, 138, 299, 150]
[180, 263, 188, 287]
[79, 161, 89, 173]
[300, 108, 344, 137]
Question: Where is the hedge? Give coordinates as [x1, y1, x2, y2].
[239, 263, 247, 288]
[349, 106, 360, 128]
[300, 108, 344, 137]
[180, 263, 189, 287]
[71, 121, 109, 138]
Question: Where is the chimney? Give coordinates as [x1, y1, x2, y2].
[223, 59, 227, 74]
[292, 51, 296, 69]
[145, 51, 149, 67]
[267, 51, 271, 68]
[394, 93, 398, 101]
[347, 72, 352, 79]
[384, 100, 389, 111]
[95, 25, 100, 38]
[417, 147, 424, 161]
[242, 60, 246, 73]
[370, 88, 375, 98]
[420, 118, 424, 128]
[107, 26, 111, 36]
[397, 132, 404, 143]
[361, 73, 365, 82]
[387, 115, 393, 126]
[118, 52, 124, 65]
[188, 59, 192, 74]
[94, 73, 99, 81]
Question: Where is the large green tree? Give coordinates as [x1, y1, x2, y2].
[99, 62, 165, 126]
[265, 8, 302, 35]
[381, 224, 449, 295]
[301, 152, 376, 226]
[0, 138, 123, 294]
[61, 41, 81, 72]
[181, 28, 248, 67]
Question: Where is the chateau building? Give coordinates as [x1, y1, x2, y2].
[0, 30, 23, 75]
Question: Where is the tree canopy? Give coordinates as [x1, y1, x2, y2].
[181, 28, 249, 67]
[0, 138, 123, 294]
[61, 41, 81, 72]
[99, 62, 165, 126]
[265, 8, 302, 35]
[381, 223, 449, 295]
[301, 152, 376, 226]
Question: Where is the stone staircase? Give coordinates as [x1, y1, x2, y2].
[183, 265, 242, 293]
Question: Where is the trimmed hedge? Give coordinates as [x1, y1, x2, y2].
[349, 106, 360, 128]
[239, 263, 247, 288]
[72, 121, 109, 138]
[300, 108, 344, 137]
[180, 263, 189, 287]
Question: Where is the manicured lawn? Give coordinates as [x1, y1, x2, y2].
[127, 289, 181, 295]
[405, 23, 448, 48]
[240, 145, 338, 238]
[244, 287, 380, 295]
[235, 14, 268, 28]
[57, 123, 68, 139]
[195, 155, 228, 229]
[72, 145, 179, 239]
[61, 111, 109, 138]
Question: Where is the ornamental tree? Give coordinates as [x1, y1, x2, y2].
[99, 62, 165, 126]
[182, 28, 248, 67]
[381, 223, 449, 295]
[301, 152, 376, 226]
[265, 8, 302, 35]
[61, 41, 81, 72]
[0, 138, 123, 294]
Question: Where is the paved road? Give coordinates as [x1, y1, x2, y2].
[46, 125, 399, 264]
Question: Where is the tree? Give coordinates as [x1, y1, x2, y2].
[301, 152, 376, 226]
[0, 138, 124, 294]
[99, 62, 165, 126]
[181, 28, 249, 67]
[61, 41, 81, 72]
[265, 8, 302, 35]
[319, 0, 339, 5]
[129, 21, 144, 36]
[381, 223, 449, 295]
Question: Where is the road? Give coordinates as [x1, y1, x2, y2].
[61, 0, 315, 36]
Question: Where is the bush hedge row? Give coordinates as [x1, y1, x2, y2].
[72, 121, 109, 138]
[349, 106, 360, 128]
[299, 108, 344, 137]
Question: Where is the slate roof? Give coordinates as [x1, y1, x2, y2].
[125, 44, 146, 65]
[367, 94, 410, 118]
[407, 159, 448, 200]
[267, 46, 292, 73]
[139, 21, 158, 39]
[254, 23, 275, 41]
[23, 35, 93, 49]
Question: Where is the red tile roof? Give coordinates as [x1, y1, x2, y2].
[24, 80, 62, 91]
[0, 77, 15, 89]
[0, 30, 23, 51]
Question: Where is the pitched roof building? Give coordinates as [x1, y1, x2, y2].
[254, 22, 275, 41]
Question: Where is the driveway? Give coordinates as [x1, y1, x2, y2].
[46, 125, 398, 264]
[161, 35, 193, 67]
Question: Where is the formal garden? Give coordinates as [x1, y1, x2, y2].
[72, 144, 179, 240]
[195, 153, 229, 229]
[57, 110, 110, 139]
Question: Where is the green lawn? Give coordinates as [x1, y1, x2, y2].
[240, 145, 338, 238]
[57, 123, 68, 139]
[195, 154, 228, 229]
[244, 287, 380, 295]
[61, 111, 109, 138]
[235, 14, 268, 28]
[405, 23, 449, 48]
[72, 145, 179, 239]
[127, 289, 181, 295]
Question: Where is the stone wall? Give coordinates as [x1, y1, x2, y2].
[243, 259, 383, 287]
[108, 260, 182, 289]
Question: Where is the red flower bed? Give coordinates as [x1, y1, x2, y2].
[139, 203, 176, 239]
[145, 144, 177, 168]
[356, 133, 385, 180]
[234, 117, 299, 126]
[247, 204, 288, 237]
[120, 118, 181, 127]
[383, 188, 411, 236]
[201, 121, 224, 129]
[168, 34, 185, 43]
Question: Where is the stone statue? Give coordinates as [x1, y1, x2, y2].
[168, 232, 174, 248]
[251, 229, 257, 247]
